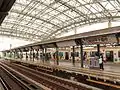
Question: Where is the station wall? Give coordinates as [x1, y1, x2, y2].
[3, 46, 120, 63]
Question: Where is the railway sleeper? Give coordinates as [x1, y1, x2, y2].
[0, 63, 46, 90]
[18, 61, 120, 89]
[7, 63, 89, 90]
[0, 76, 10, 90]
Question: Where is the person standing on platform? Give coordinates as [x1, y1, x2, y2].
[53, 53, 56, 64]
[26, 55, 28, 60]
[83, 52, 87, 68]
[99, 54, 104, 70]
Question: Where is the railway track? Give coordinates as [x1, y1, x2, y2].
[0, 62, 50, 90]
[9, 60, 120, 90]
[0, 61, 101, 90]
[0, 66, 34, 90]
[0, 77, 9, 90]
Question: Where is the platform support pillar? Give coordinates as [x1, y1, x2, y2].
[97, 44, 100, 58]
[56, 47, 59, 65]
[108, 19, 112, 28]
[80, 39, 83, 68]
[13, 52, 15, 59]
[72, 46, 75, 66]
[10, 51, 12, 58]
[17, 52, 20, 59]
[5, 52, 7, 57]
[42, 49, 44, 63]
[3, 52, 5, 58]
[33, 49, 35, 61]
[44, 48, 47, 62]
[3, 52, 6, 57]
[36, 49, 39, 60]
[39, 49, 40, 60]
[17, 51, 20, 59]
[26, 51, 28, 61]
[41, 49, 44, 63]
[30, 50, 32, 60]
[20, 51, 23, 60]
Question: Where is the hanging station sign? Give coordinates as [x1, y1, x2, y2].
[15, 49, 20, 52]
[56, 40, 76, 47]
[25, 47, 29, 51]
[32, 46, 40, 49]
[20, 48, 25, 52]
[82, 34, 117, 45]
[42, 43, 56, 48]
[28, 47, 33, 51]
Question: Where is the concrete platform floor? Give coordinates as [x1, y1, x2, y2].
[15, 59, 120, 74]
[50, 61, 120, 75]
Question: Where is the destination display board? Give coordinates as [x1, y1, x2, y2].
[82, 34, 117, 45]
[56, 40, 76, 47]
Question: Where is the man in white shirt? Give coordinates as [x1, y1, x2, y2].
[99, 55, 104, 70]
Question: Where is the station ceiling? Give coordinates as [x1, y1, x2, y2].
[1, 0, 120, 41]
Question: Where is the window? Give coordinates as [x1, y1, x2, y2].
[90, 51, 97, 57]
[71, 52, 79, 57]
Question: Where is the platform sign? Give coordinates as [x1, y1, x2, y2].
[42, 43, 56, 48]
[32, 46, 40, 49]
[14, 49, 18, 52]
[28, 47, 32, 50]
[56, 40, 76, 47]
[15, 49, 20, 52]
[20, 48, 24, 52]
[10, 50, 14, 53]
[82, 34, 117, 45]
[25, 48, 29, 51]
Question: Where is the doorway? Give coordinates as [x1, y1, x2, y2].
[65, 52, 69, 60]
[106, 51, 114, 62]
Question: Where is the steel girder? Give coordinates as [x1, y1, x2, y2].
[1, 0, 120, 41]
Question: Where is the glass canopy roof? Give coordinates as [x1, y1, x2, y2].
[0, 0, 120, 41]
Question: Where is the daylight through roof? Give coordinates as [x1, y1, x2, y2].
[1, 0, 120, 41]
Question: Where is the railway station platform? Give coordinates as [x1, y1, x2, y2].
[51, 61, 120, 73]
[11, 58, 120, 73]
[1, 0, 120, 90]
[6, 59, 120, 81]
[0, 59, 103, 90]
[3, 58, 120, 90]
